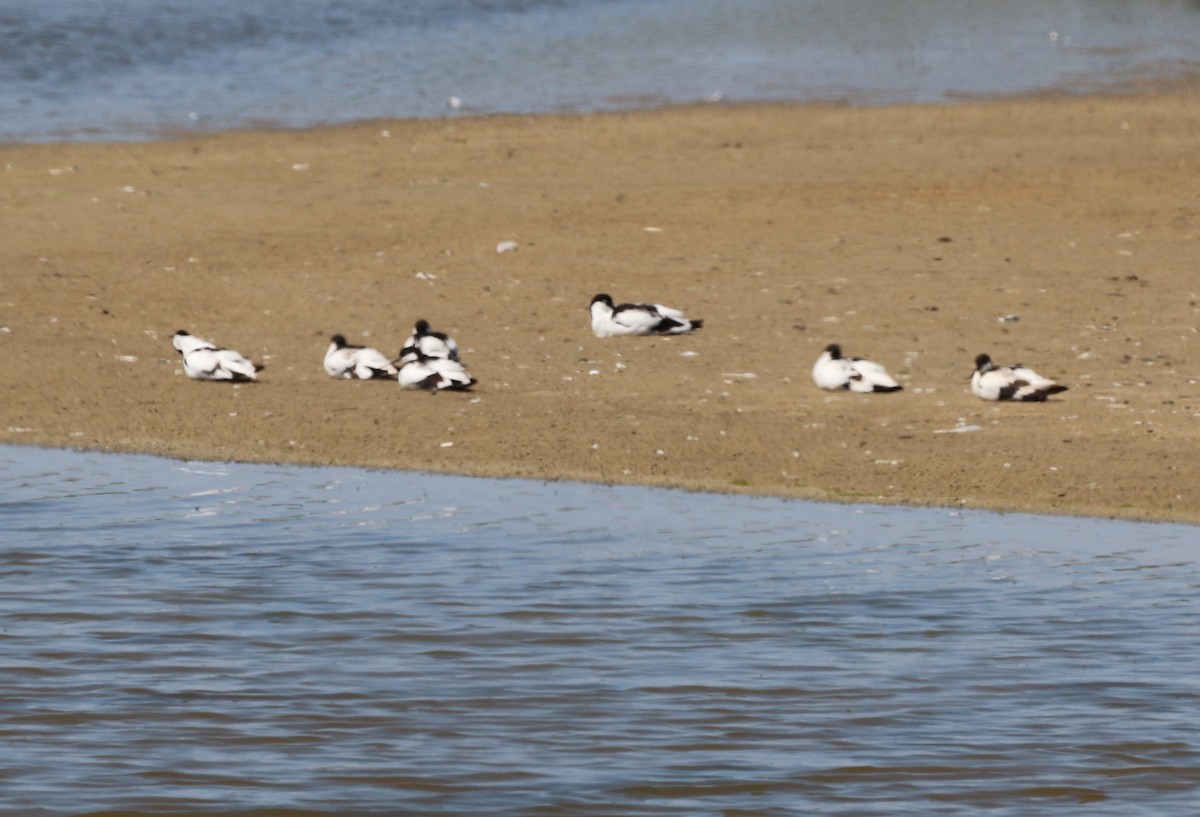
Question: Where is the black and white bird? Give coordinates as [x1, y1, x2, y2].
[396, 319, 475, 391]
[811, 343, 902, 393]
[399, 319, 459, 364]
[589, 293, 703, 337]
[398, 356, 477, 391]
[971, 353, 1068, 401]
[172, 330, 262, 382]
[323, 334, 398, 380]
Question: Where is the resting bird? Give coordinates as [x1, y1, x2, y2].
[811, 343, 902, 393]
[172, 330, 262, 382]
[398, 356, 477, 391]
[396, 319, 475, 391]
[971, 353, 1068, 401]
[399, 319, 459, 364]
[323, 334, 398, 380]
[589, 293, 703, 337]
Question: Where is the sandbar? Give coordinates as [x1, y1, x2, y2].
[2, 90, 1198, 523]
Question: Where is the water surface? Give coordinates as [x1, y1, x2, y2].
[1, 444, 1198, 815]
[3, 0, 1200, 141]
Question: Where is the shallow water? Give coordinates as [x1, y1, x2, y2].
[3, 0, 1200, 141]
[1, 443, 1198, 815]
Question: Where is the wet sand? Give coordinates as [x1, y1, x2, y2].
[2, 90, 1198, 523]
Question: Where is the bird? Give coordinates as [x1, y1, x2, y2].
[395, 318, 476, 391]
[172, 330, 262, 382]
[971, 353, 1068, 401]
[811, 343, 902, 393]
[323, 334, 398, 380]
[399, 319, 459, 364]
[398, 355, 477, 391]
[589, 293, 703, 337]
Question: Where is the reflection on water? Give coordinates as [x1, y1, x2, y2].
[1, 444, 1198, 815]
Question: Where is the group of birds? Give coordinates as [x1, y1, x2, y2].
[326, 319, 477, 391]
[814, 344, 1069, 401]
[810, 345, 1067, 402]
[171, 292, 1068, 403]
[588, 293, 1067, 402]
[172, 318, 477, 391]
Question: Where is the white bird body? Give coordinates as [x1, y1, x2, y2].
[589, 293, 703, 337]
[399, 319, 459, 364]
[172, 330, 261, 382]
[812, 344, 902, 393]
[398, 356, 476, 391]
[396, 319, 475, 390]
[971, 353, 1067, 401]
[323, 334, 398, 380]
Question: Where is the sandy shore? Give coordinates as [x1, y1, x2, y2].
[2, 90, 1198, 523]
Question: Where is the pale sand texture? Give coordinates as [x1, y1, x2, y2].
[2, 91, 1198, 522]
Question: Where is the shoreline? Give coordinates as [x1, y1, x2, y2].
[12, 73, 1200, 149]
[3, 91, 1199, 524]
[5, 438, 1198, 528]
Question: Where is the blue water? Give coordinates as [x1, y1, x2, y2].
[1, 444, 1198, 815]
[5, 6, 1200, 806]
[3, 0, 1200, 142]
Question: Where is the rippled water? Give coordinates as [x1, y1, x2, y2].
[1, 444, 1198, 815]
[4, 0, 1200, 141]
